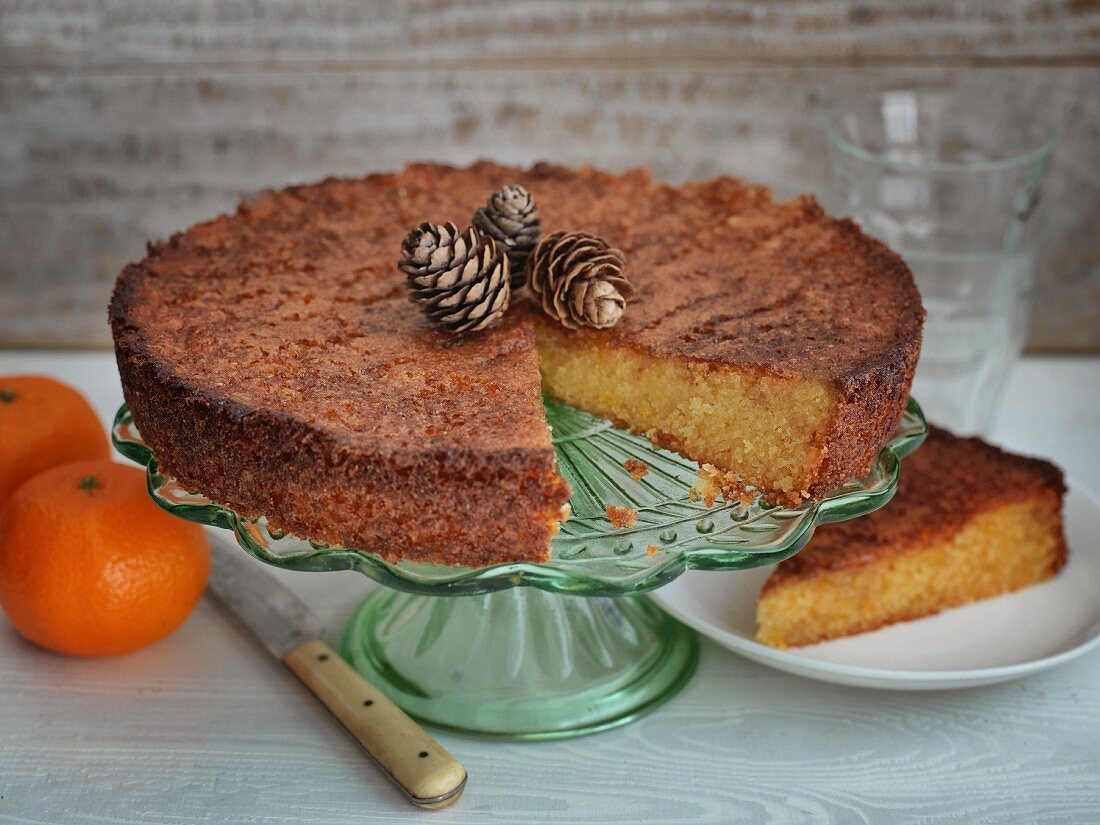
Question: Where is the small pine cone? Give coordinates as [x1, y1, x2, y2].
[526, 231, 633, 329]
[399, 221, 511, 333]
[472, 185, 540, 288]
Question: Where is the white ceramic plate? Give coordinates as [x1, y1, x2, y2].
[650, 478, 1100, 689]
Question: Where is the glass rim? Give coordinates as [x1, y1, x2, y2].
[825, 104, 1060, 174]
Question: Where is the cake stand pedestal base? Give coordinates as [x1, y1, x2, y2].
[340, 587, 699, 740]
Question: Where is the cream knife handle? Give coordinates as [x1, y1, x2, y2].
[282, 640, 467, 809]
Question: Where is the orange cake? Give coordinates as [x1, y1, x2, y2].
[756, 427, 1068, 648]
[110, 161, 922, 567]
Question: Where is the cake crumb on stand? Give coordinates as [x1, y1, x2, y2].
[690, 464, 757, 508]
[605, 504, 639, 528]
[689, 464, 723, 507]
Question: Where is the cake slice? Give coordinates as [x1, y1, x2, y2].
[755, 426, 1068, 648]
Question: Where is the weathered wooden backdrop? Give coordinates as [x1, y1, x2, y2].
[1, 1, 1098, 349]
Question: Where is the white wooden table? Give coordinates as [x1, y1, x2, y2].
[2, 351, 1099, 824]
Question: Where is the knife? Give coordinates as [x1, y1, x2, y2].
[205, 537, 467, 809]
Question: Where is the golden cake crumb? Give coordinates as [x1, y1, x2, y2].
[690, 464, 757, 507]
[646, 544, 660, 556]
[623, 458, 649, 480]
[689, 464, 722, 507]
[605, 504, 639, 528]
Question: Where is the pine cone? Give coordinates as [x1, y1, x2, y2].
[472, 185, 540, 287]
[399, 221, 511, 333]
[526, 231, 633, 329]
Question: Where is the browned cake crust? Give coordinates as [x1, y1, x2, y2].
[110, 161, 922, 565]
[761, 427, 1067, 593]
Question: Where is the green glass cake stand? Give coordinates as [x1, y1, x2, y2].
[113, 398, 926, 739]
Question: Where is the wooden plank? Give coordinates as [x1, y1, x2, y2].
[1, 66, 1096, 349]
[1, 0, 1098, 70]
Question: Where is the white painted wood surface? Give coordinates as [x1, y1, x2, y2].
[0, 352, 1099, 824]
[5, 0, 1099, 66]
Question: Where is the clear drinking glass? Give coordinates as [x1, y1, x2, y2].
[828, 91, 1057, 434]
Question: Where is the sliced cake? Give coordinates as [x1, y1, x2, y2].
[110, 161, 923, 567]
[756, 426, 1068, 648]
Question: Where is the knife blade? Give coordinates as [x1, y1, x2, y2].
[206, 537, 467, 809]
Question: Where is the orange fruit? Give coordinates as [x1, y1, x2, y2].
[0, 460, 211, 656]
[0, 375, 110, 508]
